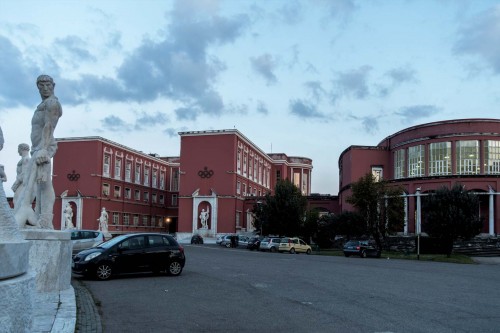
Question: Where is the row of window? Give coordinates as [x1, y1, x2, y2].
[393, 140, 500, 179]
[111, 212, 169, 227]
[236, 181, 265, 197]
[102, 183, 178, 206]
[103, 153, 180, 191]
[236, 144, 271, 189]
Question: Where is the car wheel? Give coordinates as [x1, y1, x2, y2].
[289, 248, 295, 254]
[95, 263, 112, 280]
[306, 249, 311, 255]
[344, 253, 350, 257]
[225, 243, 231, 248]
[360, 250, 367, 258]
[168, 261, 183, 276]
[270, 247, 277, 253]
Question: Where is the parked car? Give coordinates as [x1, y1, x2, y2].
[69, 230, 107, 254]
[278, 237, 312, 254]
[237, 235, 249, 247]
[259, 237, 281, 252]
[191, 234, 204, 244]
[343, 240, 381, 258]
[247, 236, 261, 250]
[71, 233, 186, 280]
[216, 234, 228, 245]
[219, 235, 234, 247]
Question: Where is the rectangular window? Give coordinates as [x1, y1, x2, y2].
[112, 212, 119, 225]
[237, 149, 241, 174]
[159, 194, 165, 205]
[408, 145, 425, 177]
[125, 188, 131, 199]
[151, 216, 156, 227]
[103, 154, 111, 177]
[133, 215, 139, 226]
[171, 194, 178, 206]
[429, 142, 451, 176]
[372, 167, 383, 182]
[276, 170, 281, 182]
[302, 173, 308, 195]
[114, 186, 121, 198]
[237, 181, 241, 194]
[134, 190, 140, 201]
[243, 154, 247, 177]
[159, 172, 165, 190]
[102, 183, 110, 196]
[242, 183, 247, 196]
[135, 164, 141, 184]
[144, 167, 150, 186]
[254, 158, 258, 180]
[293, 172, 300, 188]
[152, 193, 157, 203]
[123, 213, 130, 225]
[259, 163, 262, 184]
[394, 149, 405, 179]
[171, 169, 179, 191]
[152, 169, 158, 188]
[142, 215, 148, 226]
[144, 192, 149, 202]
[485, 140, 500, 174]
[235, 211, 241, 227]
[114, 158, 122, 180]
[456, 140, 479, 175]
[249, 156, 253, 180]
[125, 161, 132, 182]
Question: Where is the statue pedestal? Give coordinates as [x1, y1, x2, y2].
[0, 270, 35, 333]
[22, 230, 72, 292]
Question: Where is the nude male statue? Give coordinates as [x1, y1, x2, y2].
[14, 75, 62, 229]
[11, 143, 30, 206]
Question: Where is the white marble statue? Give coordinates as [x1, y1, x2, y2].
[14, 75, 62, 229]
[97, 207, 109, 233]
[11, 143, 30, 207]
[199, 207, 209, 229]
[63, 203, 74, 229]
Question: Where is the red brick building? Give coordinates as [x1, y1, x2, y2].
[339, 118, 500, 235]
[52, 130, 331, 240]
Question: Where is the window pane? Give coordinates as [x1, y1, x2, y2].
[429, 142, 451, 176]
[456, 140, 479, 175]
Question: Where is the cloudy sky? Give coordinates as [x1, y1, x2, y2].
[1, 0, 500, 196]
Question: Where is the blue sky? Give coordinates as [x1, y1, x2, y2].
[1, 0, 500, 196]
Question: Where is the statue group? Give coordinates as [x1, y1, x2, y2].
[8, 74, 62, 230]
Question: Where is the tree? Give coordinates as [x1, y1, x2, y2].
[346, 173, 404, 250]
[422, 183, 482, 256]
[316, 211, 366, 248]
[252, 179, 307, 236]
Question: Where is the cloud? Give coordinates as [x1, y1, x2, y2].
[289, 99, 329, 120]
[377, 66, 417, 97]
[332, 65, 372, 100]
[256, 101, 269, 115]
[134, 111, 169, 130]
[54, 36, 97, 64]
[454, 5, 500, 74]
[395, 105, 441, 123]
[304, 81, 327, 102]
[277, 1, 303, 25]
[163, 128, 178, 138]
[250, 53, 278, 85]
[175, 107, 199, 121]
[101, 115, 132, 132]
[0, 36, 44, 108]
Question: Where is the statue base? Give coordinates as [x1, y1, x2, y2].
[0, 270, 35, 333]
[0, 240, 31, 280]
[21, 229, 72, 292]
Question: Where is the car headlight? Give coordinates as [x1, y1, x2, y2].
[84, 252, 101, 261]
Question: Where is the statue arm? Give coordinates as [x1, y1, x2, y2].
[37, 99, 62, 163]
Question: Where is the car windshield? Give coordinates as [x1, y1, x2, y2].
[345, 241, 359, 247]
[97, 234, 129, 249]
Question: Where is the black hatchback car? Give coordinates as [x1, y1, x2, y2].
[343, 240, 381, 258]
[72, 233, 186, 280]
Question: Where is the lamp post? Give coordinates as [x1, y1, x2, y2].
[416, 188, 421, 260]
[165, 217, 171, 234]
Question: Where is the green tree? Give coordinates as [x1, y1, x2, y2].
[253, 179, 307, 236]
[422, 183, 482, 256]
[302, 208, 320, 243]
[346, 173, 404, 249]
[316, 211, 366, 248]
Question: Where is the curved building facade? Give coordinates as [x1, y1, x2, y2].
[339, 118, 500, 235]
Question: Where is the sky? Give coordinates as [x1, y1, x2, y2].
[1, 0, 500, 197]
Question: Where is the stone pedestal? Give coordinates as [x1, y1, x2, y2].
[22, 230, 72, 292]
[0, 271, 35, 333]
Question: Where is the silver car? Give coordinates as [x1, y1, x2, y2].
[70, 230, 106, 254]
[259, 237, 281, 252]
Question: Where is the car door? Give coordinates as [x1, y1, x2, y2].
[145, 234, 171, 271]
[114, 236, 148, 273]
[297, 239, 307, 253]
[71, 231, 82, 253]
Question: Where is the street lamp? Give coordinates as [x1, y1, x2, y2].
[165, 217, 171, 234]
